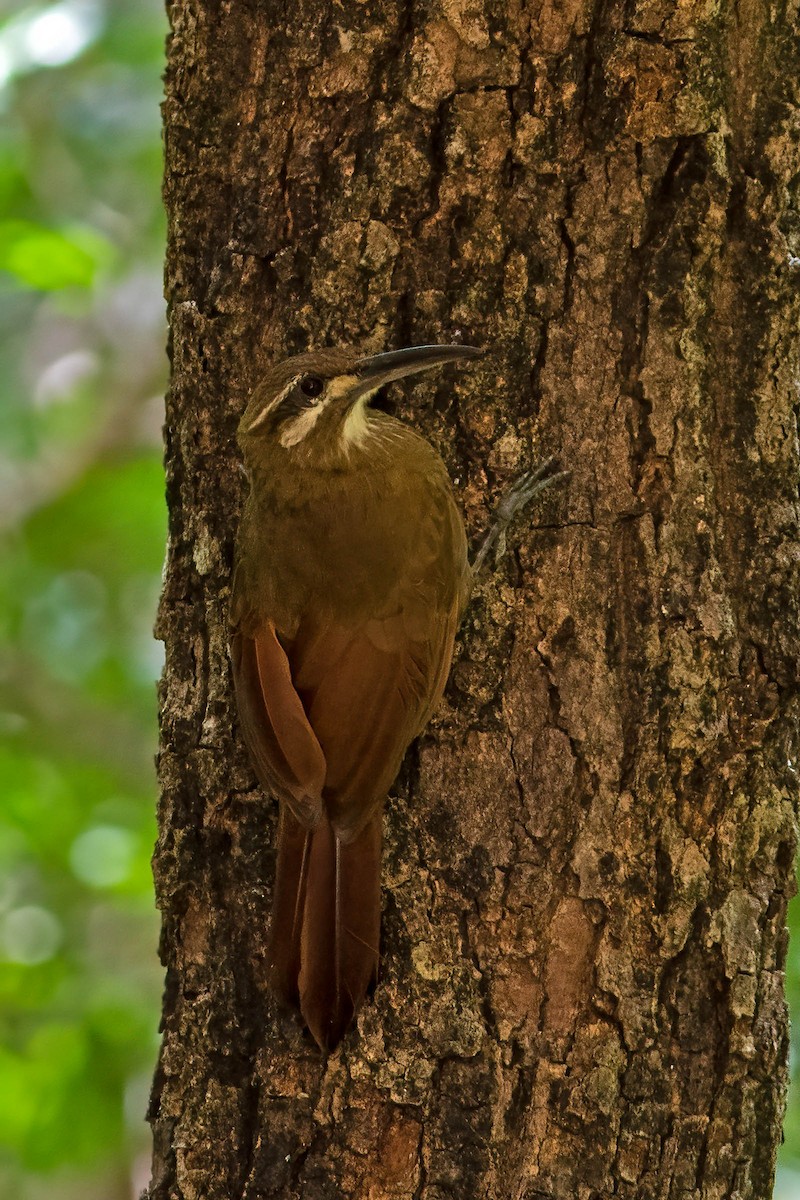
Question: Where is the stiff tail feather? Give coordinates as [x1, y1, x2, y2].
[267, 808, 312, 1005]
[268, 809, 382, 1050]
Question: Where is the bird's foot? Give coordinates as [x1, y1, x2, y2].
[472, 456, 569, 575]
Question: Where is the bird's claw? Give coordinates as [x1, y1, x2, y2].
[495, 457, 570, 523]
[472, 456, 569, 575]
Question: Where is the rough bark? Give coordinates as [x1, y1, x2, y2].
[151, 1, 800, 1197]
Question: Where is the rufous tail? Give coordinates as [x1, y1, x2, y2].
[268, 808, 382, 1050]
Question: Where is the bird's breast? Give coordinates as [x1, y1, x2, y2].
[240, 435, 463, 632]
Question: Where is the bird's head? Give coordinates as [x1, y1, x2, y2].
[238, 343, 482, 461]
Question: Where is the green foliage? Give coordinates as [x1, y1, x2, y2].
[0, 1, 167, 1197]
[0, 219, 115, 291]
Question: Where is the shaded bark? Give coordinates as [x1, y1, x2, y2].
[152, 1, 800, 1197]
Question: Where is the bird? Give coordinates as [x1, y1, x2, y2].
[230, 343, 561, 1050]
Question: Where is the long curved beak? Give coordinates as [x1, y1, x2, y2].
[353, 344, 483, 399]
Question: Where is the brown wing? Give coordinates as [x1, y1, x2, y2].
[284, 490, 469, 839]
[282, 614, 443, 838]
[231, 624, 325, 828]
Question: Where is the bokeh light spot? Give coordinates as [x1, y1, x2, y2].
[70, 824, 136, 888]
[23, 2, 100, 69]
[2, 904, 62, 963]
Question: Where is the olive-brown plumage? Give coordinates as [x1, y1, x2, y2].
[231, 344, 477, 1049]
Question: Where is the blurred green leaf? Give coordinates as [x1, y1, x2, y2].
[0, 220, 115, 291]
[23, 455, 166, 581]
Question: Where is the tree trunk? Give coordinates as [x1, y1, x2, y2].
[151, 2, 800, 1197]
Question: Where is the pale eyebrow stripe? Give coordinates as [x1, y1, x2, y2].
[245, 376, 300, 432]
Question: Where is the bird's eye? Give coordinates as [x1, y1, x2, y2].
[299, 375, 323, 399]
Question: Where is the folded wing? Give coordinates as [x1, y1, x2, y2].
[231, 624, 325, 828]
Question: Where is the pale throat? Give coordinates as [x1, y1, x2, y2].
[341, 394, 374, 447]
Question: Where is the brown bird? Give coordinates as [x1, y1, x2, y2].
[230, 343, 559, 1049]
